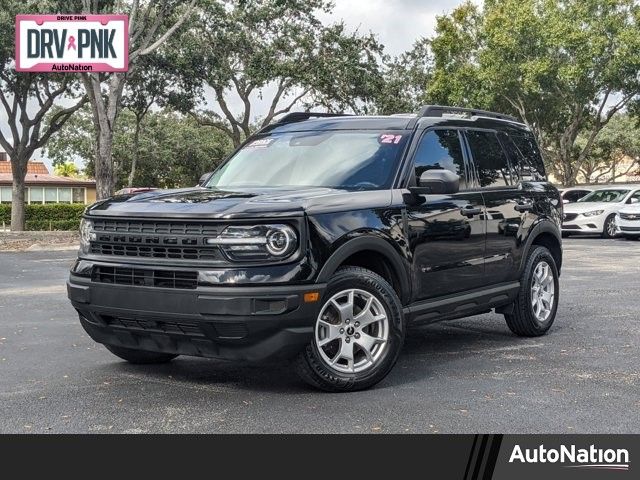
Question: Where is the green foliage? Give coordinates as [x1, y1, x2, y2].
[578, 113, 640, 182]
[426, 0, 640, 185]
[184, 0, 385, 146]
[0, 204, 85, 231]
[375, 39, 433, 115]
[53, 161, 80, 177]
[45, 108, 233, 189]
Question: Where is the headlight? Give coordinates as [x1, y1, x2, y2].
[582, 210, 605, 217]
[206, 224, 297, 261]
[79, 218, 95, 252]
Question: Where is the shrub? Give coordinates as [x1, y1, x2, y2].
[0, 204, 85, 231]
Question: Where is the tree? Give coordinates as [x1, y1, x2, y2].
[54, 161, 80, 178]
[374, 38, 433, 115]
[187, 0, 385, 147]
[121, 51, 202, 187]
[45, 108, 233, 189]
[0, 1, 87, 230]
[578, 114, 640, 183]
[80, 0, 196, 200]
[428, 0, 640, 186]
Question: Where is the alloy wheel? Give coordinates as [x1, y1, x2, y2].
[314, 289, 389, 373]
[531, 261, 555, 323]
[606, 217, 617, 237]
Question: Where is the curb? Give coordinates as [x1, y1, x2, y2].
[26, 244, 79, 251]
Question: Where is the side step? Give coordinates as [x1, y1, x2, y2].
[403, 282, 520, 325]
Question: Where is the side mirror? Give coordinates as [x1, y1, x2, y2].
[630, 197, 639, 204]
[410, 170, 460, 195]
[198, 172, 213, 187]
[563, 199, 570, 204]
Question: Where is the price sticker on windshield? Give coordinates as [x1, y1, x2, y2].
[378, 134, 403, 144]
[247, 138, 275, 148]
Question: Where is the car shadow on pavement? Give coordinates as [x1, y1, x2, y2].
[89, 314, 536, 394]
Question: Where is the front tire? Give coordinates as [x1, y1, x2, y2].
[295, 266, 405, 392]
[602, 214, 617, 239]
[505, 246, 559, 337]
[105, 345, 178, 364]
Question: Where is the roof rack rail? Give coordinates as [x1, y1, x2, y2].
[275, 111, 353, 125]
[416, 105, 519, 123]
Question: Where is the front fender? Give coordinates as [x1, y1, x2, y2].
[316, 233, 411, 304]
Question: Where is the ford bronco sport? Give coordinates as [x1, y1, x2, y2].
[68, 105, 562, 392]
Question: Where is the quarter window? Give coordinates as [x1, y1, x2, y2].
[509, 133, 546, 181]
[466, 130, 513, 188]
[412, 129, 468, 188]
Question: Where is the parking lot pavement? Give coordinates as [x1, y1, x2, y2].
[0, 237, 639, 434]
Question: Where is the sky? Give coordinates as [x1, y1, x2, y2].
[1, 0, 477, 170]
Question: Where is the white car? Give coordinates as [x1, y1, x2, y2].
[617, 200, 640, 239]
[562, 186, 640, 238]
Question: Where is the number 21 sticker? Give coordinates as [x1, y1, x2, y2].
[379, 134, 403, 144]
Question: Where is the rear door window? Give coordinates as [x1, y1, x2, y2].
[465, 130, 515, 188]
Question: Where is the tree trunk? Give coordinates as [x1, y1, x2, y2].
[128, 117, 142, 187]
[10, 157, 27, 232]
[95, 128, 115, 200]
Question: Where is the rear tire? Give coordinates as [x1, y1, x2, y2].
[295, 266, 405, 392]
[505, 246, 559, 337]
[105, 345, 178, 364]
[601, 214, 617, 239]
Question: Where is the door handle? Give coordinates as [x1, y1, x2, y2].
[460, 205, 482, 217]
[514, 202, 534, 212]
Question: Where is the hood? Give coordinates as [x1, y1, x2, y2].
[563, 201, 619, 214]
[86, 186, 393, 219]
[619, 203, 640, 214]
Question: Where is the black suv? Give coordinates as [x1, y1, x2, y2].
[68, 105, 562, 392]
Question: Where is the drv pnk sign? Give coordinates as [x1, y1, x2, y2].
[15, 14, 128, 72]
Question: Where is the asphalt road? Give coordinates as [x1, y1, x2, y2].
[1, 237, 639, 433]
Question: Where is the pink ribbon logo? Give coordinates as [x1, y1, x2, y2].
[67, 35, 77, 50]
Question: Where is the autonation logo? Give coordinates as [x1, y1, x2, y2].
[509, 444, 630, 471]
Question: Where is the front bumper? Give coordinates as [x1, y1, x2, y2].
[562, 213, 605, 234]
[68, 270, 326, 362]
[617, 217, 640, 236]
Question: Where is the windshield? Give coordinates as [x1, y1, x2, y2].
[578, 189, 630, 203]
[206, 130, 408, 190]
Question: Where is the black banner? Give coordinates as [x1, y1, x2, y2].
[0, 434, 635, 478]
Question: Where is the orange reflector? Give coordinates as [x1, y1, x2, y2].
[304, 292, 320, 303]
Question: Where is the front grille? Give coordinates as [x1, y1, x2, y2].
[562, 225, 581, 230]
[620, 226, 640, 232]
[92, 265, 198, 289]
[620, 213, 640, 221]
[563, 213, 578, 222]
[92, 219, 221, 236]
[90, 218, 225, 262]
[102, 315, 205, 337]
